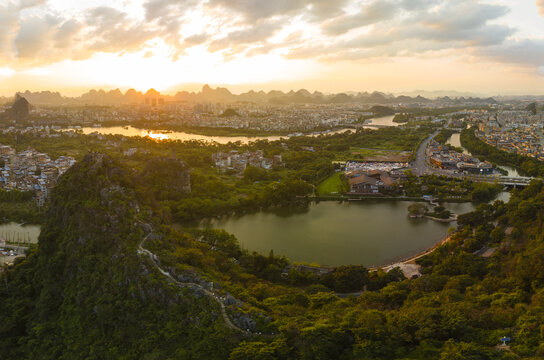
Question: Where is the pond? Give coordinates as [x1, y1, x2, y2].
[0, 222, 41, 245]
[199, 197, 506, 267]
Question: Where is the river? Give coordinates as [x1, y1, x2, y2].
[69, 126, 352, 144]
[364, 115, 399, 127]
[64, 115, 397, 144]
[200, 194, 508, 267]
[446, 133, 522, 178]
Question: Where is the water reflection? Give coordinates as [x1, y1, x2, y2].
[363, 115, 399, 128]
[200, 200, 475, 267]
[144, 131, 169, 141]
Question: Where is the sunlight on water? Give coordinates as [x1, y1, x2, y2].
[144, 131, 169, 141]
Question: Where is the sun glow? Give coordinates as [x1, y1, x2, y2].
[144, 131, 169, 141]
[0, 0, 541, 95]
[29, 41, 321, 93]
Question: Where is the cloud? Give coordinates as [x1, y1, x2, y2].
[144, 0, 199, 21]
[207, 20, 282, 53]
[19, 0, 46, 9]
[184, 33, 208, 45]
[0, 2, 20, 56]
[14, 14, 62, 58]
[289, 0, 514, 62]
[476, 39, 544, 68]
[206, 0, 306, 22]
[0, 0, 540, 79]
[83, 7, 156, 53]
[0, 1, 190, 66]
[206, 0, 348, 23]
[321, 0, 398, 36]
[53, 19, 83, 49]
[538, 0, 544, 17]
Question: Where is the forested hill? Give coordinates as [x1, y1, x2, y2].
[2, 152, 544, 359]
[0, 154, 237, 359]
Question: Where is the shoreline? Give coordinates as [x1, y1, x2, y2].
[370, 233, 453, 272]
[398, 233, 452, 265]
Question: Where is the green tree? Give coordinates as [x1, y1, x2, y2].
[243, 166, 269, 182]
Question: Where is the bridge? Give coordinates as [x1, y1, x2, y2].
[462, 175, 534, 187]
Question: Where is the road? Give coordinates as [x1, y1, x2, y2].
[412, 130, 439, 176]
[411, 130, 533, 186]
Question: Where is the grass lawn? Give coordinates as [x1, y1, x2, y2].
[316, 172, 348, 195]
[334, 148, 412, 162]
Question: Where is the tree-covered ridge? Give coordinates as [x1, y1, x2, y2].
[2, 123, 543, 358]
[0, 154, 240, 359]
[4, 152, 543, 359]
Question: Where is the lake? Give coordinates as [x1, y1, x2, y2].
[0, 222, 41, 244]
[446, 133, 522, 177]
[199, 198, 504, 267]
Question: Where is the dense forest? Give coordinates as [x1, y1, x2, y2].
[1, 151, 543, 359]
[0, 189, 42, 224]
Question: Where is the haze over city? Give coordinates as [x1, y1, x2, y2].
[0, 0, 543, 95]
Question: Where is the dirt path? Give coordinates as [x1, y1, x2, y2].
[137, 229, 247, 334]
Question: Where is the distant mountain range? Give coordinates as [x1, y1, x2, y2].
[394, 90, 487, 99]
[0, 85, 500, 106]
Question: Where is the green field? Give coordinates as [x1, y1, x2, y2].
[316, 172, 348, 195]
[335, 147, 412, 162]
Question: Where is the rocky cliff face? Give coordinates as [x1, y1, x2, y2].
[11, 94, 30, 122]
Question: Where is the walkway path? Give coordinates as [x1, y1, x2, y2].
[137, 229, 247, 334]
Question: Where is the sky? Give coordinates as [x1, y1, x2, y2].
[0, 0, 543, 96]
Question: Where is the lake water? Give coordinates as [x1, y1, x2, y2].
[65, 115, 397, 145]
[364, 115, 399, 127]
[200, 198, 500, 267]
[0, 222, 41, 244]
[446, 133, 522, 178]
